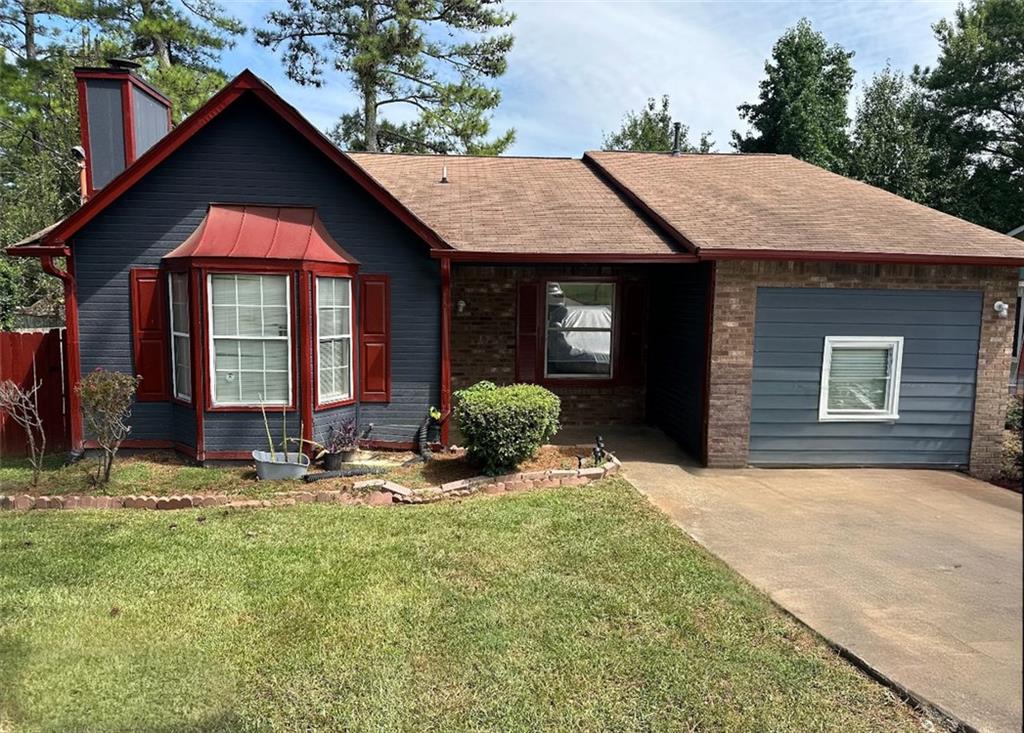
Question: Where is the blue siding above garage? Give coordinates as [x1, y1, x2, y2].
[749, 287, 982, 468]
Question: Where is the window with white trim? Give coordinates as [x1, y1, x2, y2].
[208, 274, 291, 405]
[316, 277, 352, 403]
[168, 272, 191, 401]
[819, 336, 903, 421]
[544, 281, 615, 378]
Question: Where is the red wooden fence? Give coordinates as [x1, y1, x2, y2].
[0, 329, 69, 458]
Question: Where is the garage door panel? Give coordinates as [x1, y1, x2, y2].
[748, 287, 981, 468]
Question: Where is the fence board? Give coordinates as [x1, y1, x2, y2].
[0, 329, 69, 458]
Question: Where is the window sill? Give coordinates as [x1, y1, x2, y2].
[315, 396, 356, 411]
[818, 413, 900, 423]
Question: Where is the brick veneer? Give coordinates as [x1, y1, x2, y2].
[451, 265, 646, 425]
[706, 260, 1018, 477]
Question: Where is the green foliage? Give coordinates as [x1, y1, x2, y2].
[602, 95, 713, 152]
[258, 0, 516, 154]
[850, 67, 932, 202]
[911, 0, 1024, 233]
[732, 18, 854, 173]
[1007, 395, 1023, 433]
[453, 381, 560, 475]
[76, 369, 141, 486]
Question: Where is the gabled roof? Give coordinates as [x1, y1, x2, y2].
[164, 205, 357, 264]
[346, 153, 680, 256]
[9, 70, 449, 252]
[585, 151, 1024, 264]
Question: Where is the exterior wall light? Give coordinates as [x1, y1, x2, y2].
[994, 301, 1009, 318]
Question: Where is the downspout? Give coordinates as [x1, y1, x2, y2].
[439, 256, 452, 445]
[40, 253, 84, 455]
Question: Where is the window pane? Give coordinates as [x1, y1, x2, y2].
[263, 306, 288, 337]
[264, 341, 288, 371]
[546, 330, 611, 376]
[212, 305, 236, 336]
[317, 278, 335, 308]
[236, 276, 261, 306]
[240, 372, 264, 402]
[318, 307, 338, 338]
[210, 275, 234, 305]
[319, 337, 351, 400]
[263, 370, 289, 402]
[237, 306, 262, 336]
[173, 335, 190, 370]
[215, 370, 240, 402]
[338, 307, 351, 336]
[175, 366, 191, 399]
[262, 276, 287, 306]
[239, 341, 263, 370]
[827, 347, 890, 410]
[170, 273, 188, 332]
[215, 339, 239, 370]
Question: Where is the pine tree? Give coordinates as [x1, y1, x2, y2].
[257, 0, 515, 154]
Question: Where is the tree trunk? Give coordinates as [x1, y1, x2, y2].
[360, 0, 379, 152]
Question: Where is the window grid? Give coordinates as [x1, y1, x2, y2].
[168, 272, 191, 402]
[543, 281, 615, 379]
[208, 274, 292, 406]
[317, 277, 353, 403]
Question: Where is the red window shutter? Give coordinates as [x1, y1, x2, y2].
[619, 280, 648, 385]
[358, 274, 390, 402]
[516, 281, 540, 382]
[129, 267, 169, 401]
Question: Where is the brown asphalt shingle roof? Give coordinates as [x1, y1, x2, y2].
[345, 153, 681, 255]
[585, 151, 1024, 261]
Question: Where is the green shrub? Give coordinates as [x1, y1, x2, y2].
[1007, 395, 1023, 433]
[453, 381, 560, 475]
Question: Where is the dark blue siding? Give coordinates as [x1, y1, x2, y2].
[73, 94, 439, 451]
[749, 287, 981, 468]
[646, 263, 709, 458]
[131, 86, 168, 156]
[84, 79, 126, 190]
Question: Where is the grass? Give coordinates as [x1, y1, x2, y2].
[0, 479, 921, 732]
[0, 446, 589, 497]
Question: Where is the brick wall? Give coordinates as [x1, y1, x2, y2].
[451, 265, 646, 425]
[706, 260, 1018, 478]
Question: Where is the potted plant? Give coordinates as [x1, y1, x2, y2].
[252, 399, 310, 480]
[318, 417, 360, 470]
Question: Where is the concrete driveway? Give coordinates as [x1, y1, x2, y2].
[584, 427, 1023, 733]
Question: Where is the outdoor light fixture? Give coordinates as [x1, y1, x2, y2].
[994, 301, 1009, 318]
[456, 299, 466, 313]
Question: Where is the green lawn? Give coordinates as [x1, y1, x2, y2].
[0, 479, 920, 732]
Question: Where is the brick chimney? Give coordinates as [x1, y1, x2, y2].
[74, 59, 172, 197]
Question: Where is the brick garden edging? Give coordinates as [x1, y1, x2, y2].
[0, 454, 622, 512]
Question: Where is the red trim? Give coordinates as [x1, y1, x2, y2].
[202, 269, 300, 413]
[40, 255, 83, 451]
[432, 251, 698, 263]
[121, 80, 136, 165]
[7, 245, 70, 258]
[74, 68, 173, 108]
[440, 258, 452, 444]
[76, 78, 94, 198]
[312, 274, 359, 411]
[189, 268, 206, 461]
[700, 248, 1024, 266]
[700, 261, 716, 466]
[42, 70, 450, 254]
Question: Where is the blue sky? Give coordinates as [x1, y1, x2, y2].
[222, 0, 959, 156]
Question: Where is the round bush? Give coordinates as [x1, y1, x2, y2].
[453, 381, 561, 475]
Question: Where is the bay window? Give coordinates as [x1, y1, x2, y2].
[819, 336, 903, 421]
[168, 272, 191, 401]
[316, 277, 353, 403]
[208, 273, 291, 406]
[545, 281, 615, 378]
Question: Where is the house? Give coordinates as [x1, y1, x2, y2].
[8, 65, 1024, 477]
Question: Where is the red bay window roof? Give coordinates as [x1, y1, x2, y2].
[164, 205, 357, 265]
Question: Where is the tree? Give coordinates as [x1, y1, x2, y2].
[913, 0, 1023, 233]
[93, 0, 245, 120]
[76, 369, 141, 486]
[0, 379, 47, 486]
[602, 95, 713, 152]
[850, 67, 932, 202]
[732, 18, 854, 172]
[257, 0, 516, 154]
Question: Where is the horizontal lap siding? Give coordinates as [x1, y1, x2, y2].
[749, 287, 981, 468]
[73, 95, 439, 451]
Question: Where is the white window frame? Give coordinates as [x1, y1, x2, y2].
[167, 271, 191, 402]
[315, 276, 353, 405]
[206, 273, 292, 407]
[543, 280, 616, 380]
[818, 336, 903, 422]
